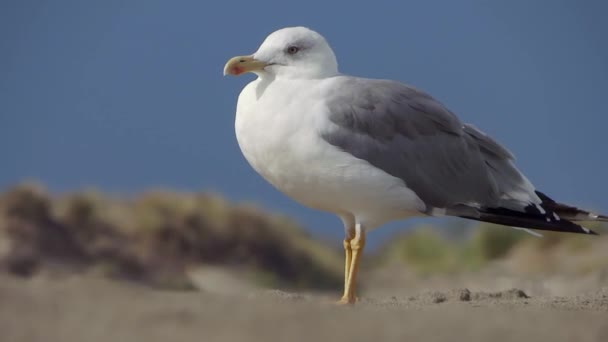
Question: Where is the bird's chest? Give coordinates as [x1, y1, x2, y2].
[234, 82, 335, 203]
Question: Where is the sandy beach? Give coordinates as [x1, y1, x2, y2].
[1, 272, 607, 342]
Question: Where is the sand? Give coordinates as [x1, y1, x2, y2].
[1, 273, 607, 342]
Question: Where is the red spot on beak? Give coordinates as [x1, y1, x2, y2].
[231, 66, 244, 75]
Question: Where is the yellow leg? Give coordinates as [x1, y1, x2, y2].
[338, 226, 366, 304]
[340, 238, 352, 301]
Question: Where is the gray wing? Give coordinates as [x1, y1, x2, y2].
[321, 77, 536, 213]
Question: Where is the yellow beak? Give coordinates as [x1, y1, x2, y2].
[223, 55, 268, 76]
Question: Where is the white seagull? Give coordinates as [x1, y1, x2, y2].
[224, 26, 606, 304]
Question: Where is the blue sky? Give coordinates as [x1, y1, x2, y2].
[1, 0, 607, 245]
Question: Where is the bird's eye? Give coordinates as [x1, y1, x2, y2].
[286, 46, 300, 55]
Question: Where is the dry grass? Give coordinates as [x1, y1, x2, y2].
[0, 183, 342, 290]
[377, 222, 607, 276]
[1, 182, 606, 292]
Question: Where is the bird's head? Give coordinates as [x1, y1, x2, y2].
[224, 27, 339, 80]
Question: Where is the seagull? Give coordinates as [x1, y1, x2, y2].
[224, 26, 606, 304]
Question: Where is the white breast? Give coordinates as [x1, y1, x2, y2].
[234, 78, 425, 228]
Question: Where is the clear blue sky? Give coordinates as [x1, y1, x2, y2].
[1, 0, 607, 245]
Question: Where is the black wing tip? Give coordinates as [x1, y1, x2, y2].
[462, 206, 600, 236]
[534, 190, 607, 224]
[580, 224, 600, 235]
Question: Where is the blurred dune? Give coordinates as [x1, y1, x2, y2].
[1, 182, 607, 296]
[0, 183, 342, 291]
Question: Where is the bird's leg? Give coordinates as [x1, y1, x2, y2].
[341, 237, 353, 299]
[338, 223, 366, 304]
